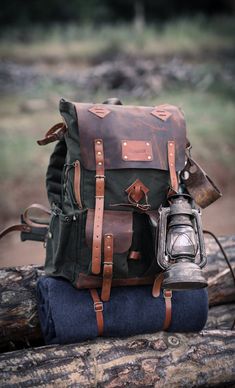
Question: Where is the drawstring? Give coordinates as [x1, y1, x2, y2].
[203, 230, 235, 330]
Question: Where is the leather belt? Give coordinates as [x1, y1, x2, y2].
[92, 139, 105, 275]
[90, 289, 104, 336]
[167, 140, 178, 194]
[152, 273, 172, 331]
[101, 233, 113, 301]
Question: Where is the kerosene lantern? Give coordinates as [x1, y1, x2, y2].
[156, 193, 207, 290]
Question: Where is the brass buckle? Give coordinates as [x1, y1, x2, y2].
[163, 289, 172, 299]
[94, 301, 103, 312]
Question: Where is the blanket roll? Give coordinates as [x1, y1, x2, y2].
[37, 276, 208, 345]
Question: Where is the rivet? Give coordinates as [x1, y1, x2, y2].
[170, 143, 173, 146]
[98, 162, 102, 165]
[48, 232, 52, 239]
[107, 235, 111, 238]
[123, 142, 127, 146]
[96, 140, 101, 145]
[107, 245, 111, 249]
[97, 151, 102, 155]
[146, 142, 150, 146]
[148, 156, 152, 160]
[170, 153, 173, 156]
[124, 155, 128, 159]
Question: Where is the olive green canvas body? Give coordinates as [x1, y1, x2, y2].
[45, 99, 187, 288]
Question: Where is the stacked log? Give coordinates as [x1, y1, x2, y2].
[0, 235, 234, 386]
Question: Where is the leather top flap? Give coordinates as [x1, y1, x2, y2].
[74, 102, 186, 171]
[86, 209, 133, 254]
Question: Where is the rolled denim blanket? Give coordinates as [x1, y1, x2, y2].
[37, 276, 208, 345]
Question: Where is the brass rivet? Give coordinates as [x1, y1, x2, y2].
[170, 153, 173, 156]
[96, 140, 101, 145]
[124, 155, 128, 159]
[107, 235, 111, 239]
[107, 245, 111, 249]
[97, 151, 102, 155]
[123, 142, 127, 146]
[98, 162, 102, 165]
[148, 156, 152, 160]
[170, 143, 173, 146]
[146, 142, 150, 146]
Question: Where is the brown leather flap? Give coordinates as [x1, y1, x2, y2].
[86, 209, 133, 254]
[74, 103, 186, 171]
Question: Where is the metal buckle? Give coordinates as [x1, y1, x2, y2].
[94, 301, 103, 312]
[163, 289, 172, 299]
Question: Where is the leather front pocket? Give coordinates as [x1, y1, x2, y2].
[85, 209, 133, 277]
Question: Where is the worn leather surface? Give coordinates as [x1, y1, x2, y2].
[74, 103, 186, 171]
[86, 209, 133, 254]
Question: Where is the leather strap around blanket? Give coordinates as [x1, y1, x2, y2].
[168, 140, 178, 193]
[101, 233, 114, 301]
[90, 289, 104, 336]
[152, 274, 172, 331]
[92, 139, 105, 275]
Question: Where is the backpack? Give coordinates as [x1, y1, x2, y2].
[0, 98, 221, 302]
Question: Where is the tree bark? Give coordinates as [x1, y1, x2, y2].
[206, 303, 235, 330]
[0, 235, 234, 351]
[0, 330, 234, 387]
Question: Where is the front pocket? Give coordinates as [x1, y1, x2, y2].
[45, 206, 82, 283]
[85, 209, 133, 277]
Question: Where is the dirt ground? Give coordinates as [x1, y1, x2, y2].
[0, 185, 234, 268]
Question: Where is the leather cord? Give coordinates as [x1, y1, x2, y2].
[37, 122, 67, 146]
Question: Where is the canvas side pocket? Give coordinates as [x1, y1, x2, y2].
[45, 206, 82, 283]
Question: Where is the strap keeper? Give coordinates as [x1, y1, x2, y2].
[95, 175, 105, 179]
[163, 289, 172, 299]
[94, 301, 103, 312]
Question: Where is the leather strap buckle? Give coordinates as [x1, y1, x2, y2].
[94, 301, 103, 312]
[163, 289, 172, 299]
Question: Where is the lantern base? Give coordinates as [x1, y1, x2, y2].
[161, 261, 207, 290]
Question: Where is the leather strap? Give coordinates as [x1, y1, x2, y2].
[0, 224, 31, 240]
[152, 274, 172, 331]
[23, 204, 51, 228]
[89, 289, 104, 336]
[168, 140, 178, 193]
[92, 139, 105, 275]
[163, 289, 172, 331]
[37, 122, 67, 146]
[101, 234, 113, 301]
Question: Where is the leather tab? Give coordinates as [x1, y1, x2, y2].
[23, 203, 51, 228]
[92, 139, 105, 274]
[89, 289, 104, 336]
[129, 251, 141, 260]
[152, 273, 164, 298]
[122, 140, 153, 162]
[168, 140, 179, 193]
[163, 289, 172, 331]
[37, 122, 67, 146]
[101, 233, 114, 301]
[125, 179, 149, 203]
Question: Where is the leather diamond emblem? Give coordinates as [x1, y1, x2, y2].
[151, 108, 172, 122]
[88, 106, 111, 119]
[125, 179, 149, 203]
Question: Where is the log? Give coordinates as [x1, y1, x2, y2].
[206, 303, 235, 330]
[0, 235, 234, 351]
[0, 330, 234, 387]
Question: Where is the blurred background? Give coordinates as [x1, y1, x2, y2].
[0, 0, 234, 267]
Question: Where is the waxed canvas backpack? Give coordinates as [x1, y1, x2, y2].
[36, 98, 187, 301]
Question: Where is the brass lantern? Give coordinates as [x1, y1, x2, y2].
[156, 194, 207, 290]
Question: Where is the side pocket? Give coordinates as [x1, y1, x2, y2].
[45, 206, 81, 283]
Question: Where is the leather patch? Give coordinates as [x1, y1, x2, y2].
[88, 106, 111, 119]
[86, 209, 133, 254]
[125, 179, 149, 203]
[151, 108, 172, 122]
[122, 140, 153, 162]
